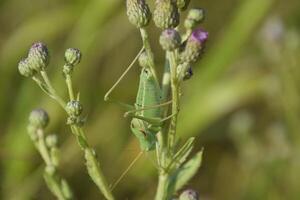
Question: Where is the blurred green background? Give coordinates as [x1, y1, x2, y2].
[1, 0, 300, 199]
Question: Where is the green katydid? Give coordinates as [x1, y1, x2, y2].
[104, 47, 173, 152]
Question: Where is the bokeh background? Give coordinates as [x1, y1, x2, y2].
[1, 0, 300, 199]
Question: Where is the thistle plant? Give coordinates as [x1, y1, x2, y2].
[18, 43, 115, 200]
[27, 109, 73, 200]
[18, 0, 208, 199]
[105, 0, 208, 199]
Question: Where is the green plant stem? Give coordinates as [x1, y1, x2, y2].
[139, 28, 159, 85]
[65, 74, 75, 101]
[36, 129, 52, 166]
[63, 72, 115, 200]
[155, 51, 179, 200]
[40, 70, 67, 109]
[32, 129, 69, 200]
[155, 173, 169, 200]
[167, 51, 179, 151]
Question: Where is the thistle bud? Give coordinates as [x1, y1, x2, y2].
[126, 0, 151, 28]
[153, 0, 180, 29]
[138, 51, 149, 68]
[177, 0, 190, 11]
[18, 58, 36, 77]
[65, 48, 81, 66]
[46, 134, 58, 148]
[159, 29, 181, 51]
[28, 42, 49, 71]
[184, 8, 205, 30]
[180, 28, 208, 63]
[66, 100, 83, 117]
[179, 189, 199, 200]
[29, 109, 49, 129]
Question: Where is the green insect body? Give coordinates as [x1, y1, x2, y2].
[130, 67, 163, 151]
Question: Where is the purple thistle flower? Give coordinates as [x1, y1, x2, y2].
[180, 28, 208, 64]
[189, 28, 209, 45]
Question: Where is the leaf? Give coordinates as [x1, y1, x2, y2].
[173, 137, 195, 167]
[170, 150, 203, 192]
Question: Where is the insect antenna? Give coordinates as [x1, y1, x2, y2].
[110, 151, 144, 191]
[104, 47, 145, 102]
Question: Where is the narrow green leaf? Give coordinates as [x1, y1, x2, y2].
[173, 137, 195, 167]
[171, 150, 203, 191]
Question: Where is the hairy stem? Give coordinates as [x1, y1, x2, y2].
[155, 173, 169, 200]
[65, 74, 75, 101]
[155, 51, 180, 200]
[40, 70, 66, 109]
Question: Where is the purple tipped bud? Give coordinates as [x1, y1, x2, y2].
[179, 189, 199, 200]
[153, 0, 180, 29]
[126, 0, 151, 28]
[180, 28, 208, 63]
[159, 29, 181, 51]
[28, 42, 49, 71]
[18, 58, 36, 77]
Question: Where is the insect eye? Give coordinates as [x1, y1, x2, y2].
[139, 129, 147, 137]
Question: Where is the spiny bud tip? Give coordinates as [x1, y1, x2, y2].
[153, 0, 180, 29]
[159, 28, 181, 51]
[65, 48, 81, 66]
[28, 42, 49, 71]
[126, 0, 152, 28]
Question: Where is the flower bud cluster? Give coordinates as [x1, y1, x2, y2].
[18, 42, 50, 77]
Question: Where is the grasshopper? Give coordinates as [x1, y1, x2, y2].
[104, 48, 173, 151]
